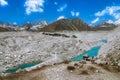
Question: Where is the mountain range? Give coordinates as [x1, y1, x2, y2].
[0, 18, 117, 32]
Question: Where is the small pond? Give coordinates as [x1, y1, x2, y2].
[70, 46, 101, 61]
[5, 62, 40, 74]
[100, 40, 108, 43]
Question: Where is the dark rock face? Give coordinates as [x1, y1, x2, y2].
[40, 18, 89, 32]
[70, 18, 89, 30]
[0, 27, 9, 32]
[24, 22, 32, 31]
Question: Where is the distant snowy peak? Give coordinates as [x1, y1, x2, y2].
[40, 21, 48, 26]
[0, 21, 48, 31]
[97, 22, 117, 28]
[31, 21, 48, 30]
[0, 22, 20, 31]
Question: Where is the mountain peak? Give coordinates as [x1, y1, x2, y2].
[40, 18, 89, 32]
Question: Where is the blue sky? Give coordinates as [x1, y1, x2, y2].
[0, 0, 120, 25]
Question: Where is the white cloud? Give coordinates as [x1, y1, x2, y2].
[24, 0, 45, 15]
[57, 4, 67, 12]
[113, 13, 120, 19]
[13, 22, 17, 25]
[71, 11, 79, 16]
[91, 17, 99, 24]
[76, 12, 79, 16]
[57, 16, 65, 20]
[0, 0, 8, 6]
[106, 20, 114, 24]
[94, 6, 120, 25]
[106, 19, 120, 25]
[54, 2, 58, 5]
[114, 19, 120, 25]
[95, 10, 106, 16]
[95, 6, 120, 16]
[89, 24, 95, 27]
[71, 11, 75, 16]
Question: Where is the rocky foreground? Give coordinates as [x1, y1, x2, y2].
[0, 26, 120, 80]
[1, 61, 120, 80]
[0, 31, 109, 73]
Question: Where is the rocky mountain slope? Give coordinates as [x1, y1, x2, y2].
[40, 18, 90, 32]
[98, 26, 120, 68]
[40, 18, 117, 32]
[97, 22, 117, 28]
[91, 22, 117, 31]
[0, 27, 9, 32]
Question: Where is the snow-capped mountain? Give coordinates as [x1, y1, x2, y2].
[31, 21, 48, 31]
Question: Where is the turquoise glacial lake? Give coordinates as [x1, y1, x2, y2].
[5, 46, 102, 74]
[71, 46, 101, 61]
[5, 62, 40, 74]
[100, 40, 108, 43]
